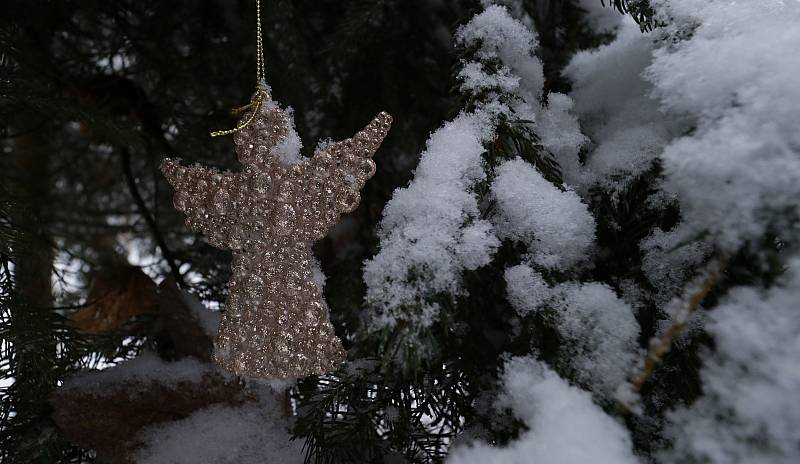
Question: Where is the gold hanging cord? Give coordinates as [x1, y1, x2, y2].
[210, 0, 269, 137]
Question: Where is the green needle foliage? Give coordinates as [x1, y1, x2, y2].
[606, 0, 657, 31]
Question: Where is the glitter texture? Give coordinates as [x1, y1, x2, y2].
[161, 90, 392, 378]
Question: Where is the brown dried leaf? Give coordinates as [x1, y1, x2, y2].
[72, 266, 158, 334]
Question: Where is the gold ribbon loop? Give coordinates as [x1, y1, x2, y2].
[209, 91, 267, 138]
[210, 0, 268, 137]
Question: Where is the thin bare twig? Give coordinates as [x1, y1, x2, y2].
[618, 257, 728, 413]
[120, 148, 184, 287]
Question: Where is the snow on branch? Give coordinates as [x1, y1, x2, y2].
[491, 158, 595, 270]
[504, 264, 640, 398]
[363, 5, 551, 357]
[448, 357, 639, 464]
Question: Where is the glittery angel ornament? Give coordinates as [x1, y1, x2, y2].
[161, 87, 391, 378]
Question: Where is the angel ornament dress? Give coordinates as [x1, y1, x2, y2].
[162, 89, 392, 378]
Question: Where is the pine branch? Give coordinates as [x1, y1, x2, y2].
[293, 362, 470, 464]
[603, 0, 658, 31]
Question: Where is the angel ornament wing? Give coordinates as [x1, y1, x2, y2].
[162, 90, 392, 378]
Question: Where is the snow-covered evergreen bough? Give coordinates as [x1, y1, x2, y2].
[359, 1, 800, 463]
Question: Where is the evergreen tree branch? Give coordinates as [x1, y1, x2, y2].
[603, 0, 658, 31]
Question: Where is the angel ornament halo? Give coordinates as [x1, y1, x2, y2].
[162, 86, 392, 378]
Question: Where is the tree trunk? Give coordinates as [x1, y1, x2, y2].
[11, 133, 55, 418]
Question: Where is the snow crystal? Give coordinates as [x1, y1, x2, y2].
[647, 0, 800, 250]
[549, 281, 640, 397]
[503, 264, 550, 315]
[135, 385, 303, 464]
[491, 157, 595, 270]
[448, 357, 639, 464]
[663, 257, 800, 464]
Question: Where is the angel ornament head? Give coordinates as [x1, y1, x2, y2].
[162, 89, 392, 378]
